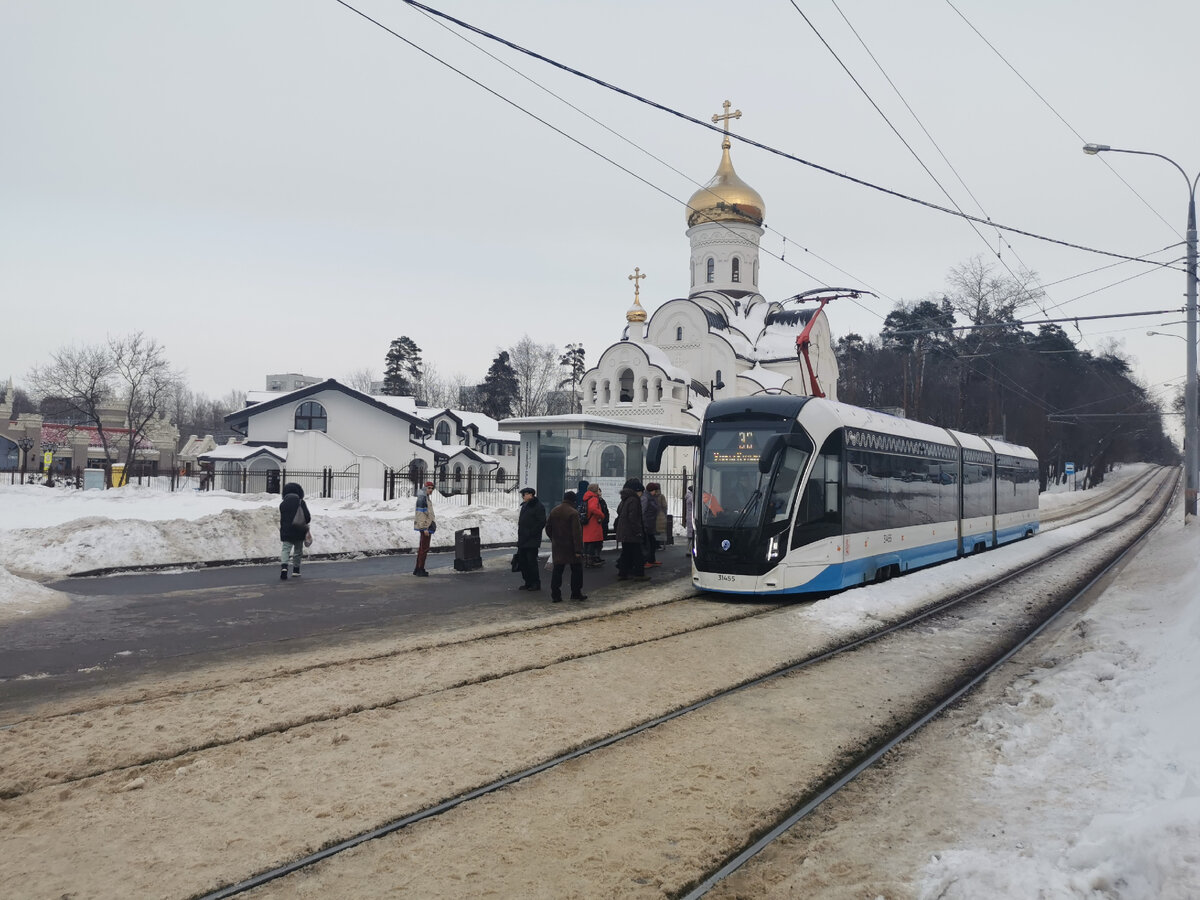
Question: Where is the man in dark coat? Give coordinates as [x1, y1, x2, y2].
[516, 486, 546, 591]
[615, 478, 646, 579]
[545, 490, 586, 602]
[278, 482, 310, 581]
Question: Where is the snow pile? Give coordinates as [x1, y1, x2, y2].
[918, 515, 1200, 899]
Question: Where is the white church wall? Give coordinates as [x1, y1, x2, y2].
[687, 221, 764, 294]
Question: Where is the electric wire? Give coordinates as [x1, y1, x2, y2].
[390, 0, 1180, 272]
[944, 0, 1179, 238]
[808, 0, 1054, 321]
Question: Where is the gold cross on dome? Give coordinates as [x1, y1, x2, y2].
[628, 266, 646, 301]
[712, 99, 741, 148]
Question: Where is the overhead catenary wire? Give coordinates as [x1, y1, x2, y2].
[798, 0, 1055, 321]
[944, 0, 1180, 239]
[388, 0, 1184, 273]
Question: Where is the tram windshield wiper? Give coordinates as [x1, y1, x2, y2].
[731, 489, 763, 529]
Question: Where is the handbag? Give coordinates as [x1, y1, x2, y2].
[510, 552, 520, 572]
[304, 530, 313, 547]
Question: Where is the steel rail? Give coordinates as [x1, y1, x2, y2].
[193, 469, 1174, 900]
[679, 467, 1178, 898]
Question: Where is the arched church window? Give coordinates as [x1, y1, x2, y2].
[753, 260, 758, 285]
[435, 422, 451, 445]
[603, 379, 611, 405]
[587, 379, 598, 406]
[655, 379, 664, 400]
[706, 258, 715, 283]
[639, 378, 649, 403]
[618, 369, 634, 403]
[676, 326, 683, 341]
[731, 257, 741, 283]
[495, 467, 506, 485]
[294, 401, 327, 432]
[601, 445, 624, 477]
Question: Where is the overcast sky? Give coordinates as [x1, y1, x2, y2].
[4, 1, 1199, 413]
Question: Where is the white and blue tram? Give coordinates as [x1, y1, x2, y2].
[648, 396, 1039, 596]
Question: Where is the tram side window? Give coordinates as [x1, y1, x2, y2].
[996, 460, 1038, 514]
[962, 463, 993, 518]
[844, 448, 890, 533]
[792, 433, 842, 547]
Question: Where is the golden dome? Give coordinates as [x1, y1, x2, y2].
[686, 145, 766, 228]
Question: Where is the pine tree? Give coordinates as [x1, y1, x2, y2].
[382, 336, 423, 396]
[558, 343, 586, 413]
[479, 351, 519, 420]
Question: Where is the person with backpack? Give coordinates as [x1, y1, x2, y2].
[582, 482, 605, 567]
[413, 480, 436, 576]
[278, 482, 310, 581]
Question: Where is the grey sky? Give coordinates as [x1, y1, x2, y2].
[4, 1, 1198, 412]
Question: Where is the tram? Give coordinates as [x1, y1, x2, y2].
[648, 396, 1039, 596]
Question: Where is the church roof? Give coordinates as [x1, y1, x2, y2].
[686, 144, 765, 228]
[740, 363, 792, 392]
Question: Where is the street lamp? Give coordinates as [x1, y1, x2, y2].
[16, 436, 34, 485]
[1147, 330, 1186, 341]
[1084, 142, 1200, 519]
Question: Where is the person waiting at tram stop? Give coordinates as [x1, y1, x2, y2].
[545, 490, 587, 602]
[516, 486, 546, 591]
[641, 482, 665, 568]
[581, 482, 606, 567]
[412, 480, 436, 576]
[615, 478, 647, 579]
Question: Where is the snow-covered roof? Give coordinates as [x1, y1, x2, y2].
[200, 443, 286, 462]
[638, 343, 690, 383]
[740, 363, 792, 392]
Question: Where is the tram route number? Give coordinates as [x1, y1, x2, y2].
[882, 533, 893, 543]
[717, 574, 737, 582]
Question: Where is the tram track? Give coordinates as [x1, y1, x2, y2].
[0, 467, 1174, 899]
[217, 467, 1176, 900]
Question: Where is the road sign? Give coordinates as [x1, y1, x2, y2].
[1065, 462, 1075, 475]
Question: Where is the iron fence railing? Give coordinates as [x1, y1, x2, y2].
[7, 463, 691, 517]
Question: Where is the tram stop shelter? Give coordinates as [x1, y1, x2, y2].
[498, 415, 698, 503]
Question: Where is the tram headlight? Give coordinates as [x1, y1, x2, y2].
[767, 533, 782, 562]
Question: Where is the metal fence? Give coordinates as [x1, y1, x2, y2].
[6, 462, 690, 517]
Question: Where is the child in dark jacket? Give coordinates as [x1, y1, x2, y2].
[278, 482, 311, 580]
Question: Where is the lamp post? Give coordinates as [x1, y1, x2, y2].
[1084, 143, 1200, 519]
[16, 436, 34, 485]
[1147, 330, 1186, 341]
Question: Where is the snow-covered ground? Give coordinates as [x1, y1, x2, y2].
[0, 465, 1197, 896]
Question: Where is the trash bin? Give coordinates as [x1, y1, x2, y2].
[454, 526, 482, 571]
[665, 513, 674, 545]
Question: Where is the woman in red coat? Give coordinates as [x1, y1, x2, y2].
[582, 483, 606, 567]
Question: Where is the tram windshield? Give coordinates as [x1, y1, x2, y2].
[698, 421, 813, 528]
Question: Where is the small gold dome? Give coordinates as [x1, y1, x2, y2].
[686, 145, 765, 228]
[627, 266, 648, 322]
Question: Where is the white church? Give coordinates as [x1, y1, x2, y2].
[500, 102, 842, 500]
[580, 101, 840, 431]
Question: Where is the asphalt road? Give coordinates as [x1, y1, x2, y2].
[0, 545, 693, 718]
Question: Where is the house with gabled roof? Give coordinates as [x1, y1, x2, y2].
[216, 378, 517, 495]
